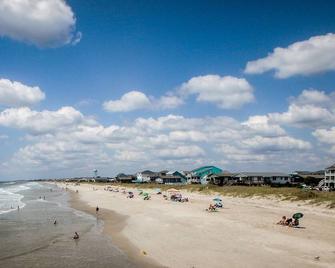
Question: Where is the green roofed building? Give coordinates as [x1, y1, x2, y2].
[188, 166, 223, 184]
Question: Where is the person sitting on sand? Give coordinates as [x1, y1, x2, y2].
[285, 218, 293, 226]
[207, 204, 216, 212]
[277, 216, 287, 225]
[291, 218, 299, 227]
[73, 232, 79, 240]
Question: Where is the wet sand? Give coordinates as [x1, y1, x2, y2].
[63, 183, 335, 268]
[69, 190, 161, 268]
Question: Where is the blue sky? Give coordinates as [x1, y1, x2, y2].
[0, 0, 335, 180]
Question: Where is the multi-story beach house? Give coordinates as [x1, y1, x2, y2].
[324, 163, 335, 190]
[187, 166, 223, 184]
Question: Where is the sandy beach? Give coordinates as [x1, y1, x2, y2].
[61, 183, 335, 268]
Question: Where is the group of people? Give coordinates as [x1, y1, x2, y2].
[277, 216, 300, 227]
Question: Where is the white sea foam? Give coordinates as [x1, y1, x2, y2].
[0, 183, 30, 214]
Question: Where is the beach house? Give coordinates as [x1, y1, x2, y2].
[135, 170, 158, 183]
[235, 172, 290, 185]
[155, 171, 187, 184]
[187, 166, 223, 184]
[208, 172, 238, 186]
[324, 163, 335, 190]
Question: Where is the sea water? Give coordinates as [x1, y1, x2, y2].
[0, 181, 140, 267]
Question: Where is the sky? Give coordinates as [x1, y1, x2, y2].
[0, 0, 335, 180]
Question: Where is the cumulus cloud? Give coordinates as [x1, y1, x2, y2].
[0, 105, 315, 177]
[103, 91, 183, 112]
[103, 91, 151, 112]
[313, 127, 335, 145]
[242, 136, 311, 152]
[180, 75, 254, 109]
[156, 94, 184, 109]
[0, 78, 45, 106]
[0, 106, 94, 134]
[269, 89, 335, 128]
[245, 33, 335, 78]
[242, 115, 286, 137]
[0, 0, 81, 47]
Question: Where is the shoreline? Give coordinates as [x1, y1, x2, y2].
[68, 189, 161, 268]
[61, 182, 335, 268]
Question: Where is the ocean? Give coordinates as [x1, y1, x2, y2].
[0, 181, 138, 267]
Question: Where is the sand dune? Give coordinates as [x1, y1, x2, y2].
[60, 183, 335, 268]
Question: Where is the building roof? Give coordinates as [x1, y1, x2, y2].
[192, 166, 222, 173]
[140, 170, 156, 175]
[236, 172, 289, 177]
[326, 163, 335, 170]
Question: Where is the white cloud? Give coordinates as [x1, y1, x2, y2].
[245, 33, 335, 78]
[103, 91, 151, 112]
[313, 127, 335, 145]
[103, 90, 184, 112]
[292, 89, 331, 105]
[0, 107, 316, 177]
[0, 106, 93, 134]
[269, 89, 335, 128]
[180, 75, 254, 109]
[156, 94, 184, 109]
[242, 115, 286, 137]
[0, 0, 81, 47]
[0, 78, 45, 106]
[242, 136, 311, 152]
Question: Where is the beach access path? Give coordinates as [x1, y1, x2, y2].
[59, 183, 335, 268]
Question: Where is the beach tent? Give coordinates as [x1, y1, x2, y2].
[292, 212, 304, 219]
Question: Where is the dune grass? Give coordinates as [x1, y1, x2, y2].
[97, 183, 335, 208]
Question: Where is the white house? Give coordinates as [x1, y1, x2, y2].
[325, 163, 335, 190]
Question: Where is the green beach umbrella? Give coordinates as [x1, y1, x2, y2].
[292, 212, 304, 219]
[143, 192, 149, 196]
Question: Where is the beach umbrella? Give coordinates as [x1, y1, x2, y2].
[143, 192, 149, 196]
[213, 197, 222, 202]
[292, 212, 304, 219]
[128, 191, 133, 194]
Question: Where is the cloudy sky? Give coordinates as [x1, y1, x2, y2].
[0, 0, 335, 180]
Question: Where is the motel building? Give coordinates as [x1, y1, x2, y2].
[325, 163, 335, 190]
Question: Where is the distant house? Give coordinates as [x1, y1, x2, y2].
[235, 172, 290, 185]
[116, 173, 135, 183]
[188, 166, 223, 184]
[208, 171, 238, 186]
[135, 170, 158, 183]
[156, 171, 187, 184]
[325, 164, 335, 190]
[290, 171, 324, 186]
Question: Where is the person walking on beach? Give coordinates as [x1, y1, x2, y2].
[96, 206, 99, 214]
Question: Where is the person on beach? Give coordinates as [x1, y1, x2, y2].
[285, 218, 293, 226]
[54, 220, 57, 225]
[73, 232, 79, 239]
[277, 216, 287, 225]
[96, 206, 99, 214]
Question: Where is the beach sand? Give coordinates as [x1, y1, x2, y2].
[61, 183, 335, 268]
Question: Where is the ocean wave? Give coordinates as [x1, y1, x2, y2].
[0, 188, 26, 215]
